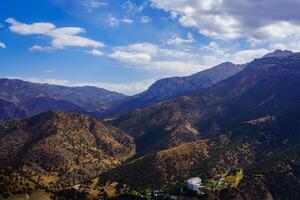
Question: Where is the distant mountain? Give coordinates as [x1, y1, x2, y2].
[99, 52, 300, 198]
[105, 62, 244, 115]
[0, 78, 127, 121]
[0, 111, 135, 191]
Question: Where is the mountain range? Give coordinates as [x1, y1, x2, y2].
[0, 78, 126, 121]
[0, 50, 299, 200]
[0, 61, 244, 121]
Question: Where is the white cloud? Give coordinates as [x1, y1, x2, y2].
[82, 0, 107, 12]
[0, 42, 6, 49]
[109, 51, 151, 65]
[167, 32, 194, 45]
[121, 18, 134, 24]
[116, 43, 158, 55]
[151, 0, 300, 49]
[5, 18, 55, 35]
[77, 79, 156, 95]
[29, 45, 52, 52]
[230, 49, 270, 64]
[6, 18, 104, 53]
[200, 41, 270, 65]
[106, 14, 134, 26]
[85, 48, 104, 56]
[151, 0, 240, 40]
[249, 22, 300, 52]
[109, 42, 205, 75]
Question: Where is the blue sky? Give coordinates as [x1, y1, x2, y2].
[1, 0, 300, 94]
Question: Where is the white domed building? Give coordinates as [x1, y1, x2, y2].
[187, 177, 204, 194]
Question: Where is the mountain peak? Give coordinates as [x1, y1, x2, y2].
[263, 49, 294, 58]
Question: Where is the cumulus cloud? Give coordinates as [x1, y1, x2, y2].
[151, 0, 300, 50]
[167, 32, 194, 45]
[6, 18, 104, 53]
[106, 14, 134, 26]
[0, 42, 6, 49]
[5, 18, 55, 35]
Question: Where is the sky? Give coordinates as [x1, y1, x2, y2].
[1, 0, 300, 95]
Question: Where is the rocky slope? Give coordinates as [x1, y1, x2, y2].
[0, 78, 127, 121]
[0, 111, 135, 192]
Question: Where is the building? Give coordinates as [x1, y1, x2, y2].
[187, 177, 203, 193]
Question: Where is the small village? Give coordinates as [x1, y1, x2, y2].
[126, 169, 244, 200]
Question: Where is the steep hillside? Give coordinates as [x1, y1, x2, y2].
[109, 53, 300, 155]
[99, 120, 298, 191]
[0, 79, 126, 121]
[0, 165, 52, 200]
[0, 111, 135, 191]
[105, 62, 243, 116]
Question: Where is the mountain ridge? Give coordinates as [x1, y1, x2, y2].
[103, 62, 244, 116]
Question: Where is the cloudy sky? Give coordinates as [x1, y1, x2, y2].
[1, 0, 300, 94]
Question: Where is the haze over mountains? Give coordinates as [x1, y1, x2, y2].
[1, 50, 300, 200]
